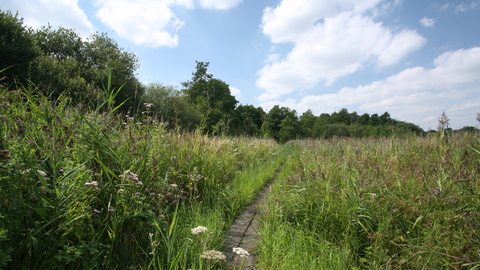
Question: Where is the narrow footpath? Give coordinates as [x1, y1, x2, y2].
[223, 166, 283, 270]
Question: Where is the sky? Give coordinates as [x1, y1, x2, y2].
[2, 0, 480, 130]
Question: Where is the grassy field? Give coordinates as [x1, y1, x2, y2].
[257, 135, 480, 269]
[0, 88, 289, 269]
[1, 86, 479, 269]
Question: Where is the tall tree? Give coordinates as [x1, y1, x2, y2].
[181, 61, 238, 134]
[299, 109, 316, 138]
[261, 105, 297, 141]
[84, 32, 142, 112]
[142, 82, 201, 130]
[0, 10, 41, 86]
[233, 104, 265, 136]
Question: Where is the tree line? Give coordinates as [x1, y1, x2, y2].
[2, 10, 477, 142]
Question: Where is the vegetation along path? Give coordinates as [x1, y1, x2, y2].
[223, 165, 284, 269]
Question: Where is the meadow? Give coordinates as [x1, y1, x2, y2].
[0, 86, 288, 269]
[258, 135, 480, 269]
[0, 84, 479, 269]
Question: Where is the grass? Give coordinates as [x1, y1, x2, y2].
[1, 83, 479, 269]
[0, 86, 289, 269]
[257, 135, 480, 269]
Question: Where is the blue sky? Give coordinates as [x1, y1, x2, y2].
[3, 0, 480, 130]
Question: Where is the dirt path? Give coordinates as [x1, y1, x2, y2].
[223, 166, 283, 270]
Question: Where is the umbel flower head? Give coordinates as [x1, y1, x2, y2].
[119, 170, 142, 185]
[200, 250, 226, 261]
[233, 247, 250, 258]
[191, 226, 208, 235]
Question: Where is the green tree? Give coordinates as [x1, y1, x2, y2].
[84, 32, 142, 112]
[233, 104, 265, 136]
[0, 10, 41, 87]
[379, 112, 392, 125]
[181, 61, 238, 134]
[30, 26, 89, 99]
[358, 113, 370, 125]
[332, 108, 349, 124]
[313, 113, 331, 137]
[370, 113, 380, 126]
[28, 26, 142, 110]
[142, 82, 201, 130]
[278, 114, 298, 143]
[299, 109, 316, 138]
[261, 105, 297, 141]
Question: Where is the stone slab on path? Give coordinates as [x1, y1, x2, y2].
[224, 166, 282, 270]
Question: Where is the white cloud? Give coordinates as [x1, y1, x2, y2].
[261, 0, 383, 43]
[94, 0, 242, 47]
[2, 0, 95, 38]
[264, 53, 281, 63]
[229, 86, 242, 98]
[257, 7, 426, 101]
[455, 1, 480, 13]
[259, 47, 480, 130]
[95, 0, 194, 47]
[419, 17, 435, 27]
[198, 0, 243, 9]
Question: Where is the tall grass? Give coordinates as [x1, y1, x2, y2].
[0, 84, 287, 269]
[257, 134, 480, 269]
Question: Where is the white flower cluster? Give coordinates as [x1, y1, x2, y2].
[85, 181, 98, 187]
[200, 250, 226, 261]
[119, 170, 142, 185]
[233, 247, 250, 258]
[191, 226, 208, 235]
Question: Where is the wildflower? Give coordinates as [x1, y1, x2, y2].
[143, 103, 153, 108]
[85, 181, 98, 187]
[108, 206, 114, 213]
[233, 247, 250, 258]
[171, 184, 178, 188]
[37, 170, 47, 177]
[148, 232, 154, 238]
[119, 170, 142, 185]
[191, 226, 208, 235]
[93, 209, 100, 214]
[371, 193, 377, 199]
[200, 250, 226, 261]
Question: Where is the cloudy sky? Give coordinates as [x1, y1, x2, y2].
[3, 0, 480, 130]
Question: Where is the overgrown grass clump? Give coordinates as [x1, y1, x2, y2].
[0, 86, 286, 269]
[257, 135, 480, 269]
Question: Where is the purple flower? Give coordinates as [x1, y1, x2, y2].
[27, 140, 33, 143]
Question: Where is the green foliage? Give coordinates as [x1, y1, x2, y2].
[0, 81, 285, 269]
[257, 134, 480, 269]
[181, 61, 238, 134]
[231, 104, 265, 136]
[261, 105, 297, 142]
[0, 10, 41, 87]
[142, 82, 202, 130]
[0, 11, 141, 112]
